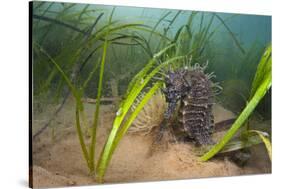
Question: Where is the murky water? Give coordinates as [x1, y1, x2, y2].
[31, 1, 272, 188]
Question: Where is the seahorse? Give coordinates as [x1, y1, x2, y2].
[161, 64, 217, 145]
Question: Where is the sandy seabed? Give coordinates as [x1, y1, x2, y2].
[31, 100, 271, 188]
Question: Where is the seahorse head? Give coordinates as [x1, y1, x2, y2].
[162, 69, 191, 119]
[163, 70, 191, 102]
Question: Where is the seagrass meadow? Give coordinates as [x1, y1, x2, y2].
[30, 1, 272, 188]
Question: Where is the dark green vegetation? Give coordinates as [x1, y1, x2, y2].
[32, 1, 271, 183]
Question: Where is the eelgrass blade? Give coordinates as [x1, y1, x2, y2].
[33, 14, 87, 34]
[34, 1, 46, 10]
[148, 11, 172, 44]
[250, 45, 272, 98]
[125, 43, 176, 96]
[187, 11, 197, 27]
[38, 3, 77, 44]
[219, 134, 262, 153]
[131, 33, 154, 57]
[36, 43, 90, 167]
[96, 82, 163, 182]
[156, 10, 182, 51]
[88, 7, 115, 173]
[214, 14, 245, 54]
[81, 57, 101, 92]
[78, 44, 104, 75]
[76, 106, 90, 167]
[199, 12, 204, 33]
[88, 40, 109, 172]
[165, 10, 182, 35]
[34, 2, 54, 28]
[83, 13, 104, 37]
[93, 23, 151, 41]
[116, 83, 163, 144]
[35, 43, 82, 108]
[73, 4, 90, 28]
[206, 15, 237, 42]
[37, 33, 91, 95]
[173, 25, 192, 43]
[198, 14, 215, 47]
[249, 130, 272, 161]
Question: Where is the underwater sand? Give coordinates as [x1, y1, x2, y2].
[32, 99, 271, 188]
